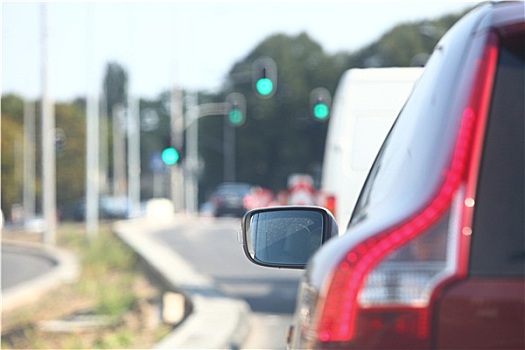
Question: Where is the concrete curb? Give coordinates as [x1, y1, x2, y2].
[113, 216, 251, 349]
[1, 240, 80, 313]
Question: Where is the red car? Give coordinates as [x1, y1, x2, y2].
[240, 2, 524, 349]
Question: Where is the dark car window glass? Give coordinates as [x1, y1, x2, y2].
[469, 32, 525, 277]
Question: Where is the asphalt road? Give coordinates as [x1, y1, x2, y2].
[1, 244, 57, 290]
[154, 217, 304, 349]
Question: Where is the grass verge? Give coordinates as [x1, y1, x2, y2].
[1, 222, 173, 349]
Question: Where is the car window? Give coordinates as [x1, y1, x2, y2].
[469, 32, 525, 277]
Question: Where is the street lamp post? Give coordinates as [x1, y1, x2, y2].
[41, 3, 56, 245]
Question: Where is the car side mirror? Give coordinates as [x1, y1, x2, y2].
[241, 206, 339, 269]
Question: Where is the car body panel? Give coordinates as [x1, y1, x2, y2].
[436, 279, 525, 349]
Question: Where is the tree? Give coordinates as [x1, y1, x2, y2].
[1, 95, 25, 218]
[347, 10, 467, 68]
[55, 102, 86, 218]
[198, 32, 346, 199]
[0, 95, 86, 221]
[197, 10, 465, 203]
[1, 9, 468, 217]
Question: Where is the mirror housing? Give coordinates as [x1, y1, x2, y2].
[241, 206, 339, 269]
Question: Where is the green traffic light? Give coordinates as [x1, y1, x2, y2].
[161, 147, 179, 165]
[228, 109, 244, 125]
[313, 103, 329, 119]
[256, 78, 273, 96]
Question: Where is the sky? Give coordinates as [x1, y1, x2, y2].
[2, 1, 482, 102]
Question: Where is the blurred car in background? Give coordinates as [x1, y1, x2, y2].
[240, 2, 524, 349]
[72, 195, 130, 221]
[209, 182, 253, 218]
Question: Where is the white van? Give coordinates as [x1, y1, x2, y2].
[320, 67, 423, 232]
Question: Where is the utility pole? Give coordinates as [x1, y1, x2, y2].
[86, 90, 100, 239]
[223, 123, 236, 182]
[41, 3, 56, 245]
[85, 3, 99, 239]
[126, 6, 140, 218]
[185, 93, 199, 215]
[127, 96, 140, 217]
[99, 94, 109, 196]
[113, 104, 127, 197]
[23, 100, 36, 222]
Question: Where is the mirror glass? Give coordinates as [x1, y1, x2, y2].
[246, 210, 324, 266]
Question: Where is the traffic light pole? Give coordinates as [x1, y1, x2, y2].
[185, 93, 199, 215]
[170, 87, 184, 213]
[223, 121, 235, 182]
[127, 97, 140, 218]
[181, 100, 230, 215]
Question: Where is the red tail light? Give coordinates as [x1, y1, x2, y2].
[313, 33, 499, 348]
[324, 194, 336, 217]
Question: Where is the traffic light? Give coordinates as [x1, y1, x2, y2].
[310, 87, 332, 121]
[253, 57, 277, 98]
[161, 147, 180, 165]
[226, 92, 246, 126]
